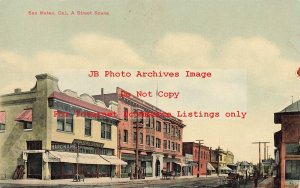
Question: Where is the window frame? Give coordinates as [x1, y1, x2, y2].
[84, 118, 92, 136]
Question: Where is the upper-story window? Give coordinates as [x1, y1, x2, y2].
[133, 132, 137, 143]
[101, 122, 111, 139]
[146, 135, 150, 145]
[124, 130, 128, 143]
[27, 141, 42, 150]
[178, 129, 181, 138]
[151, 136, 155, 146]
[168, 140, 170, 149]
[146, 117, 150, 127]
[85, 118, 92, 136]
[167, 124, 170, 134]
[156, 121, 161, 132]
[156, 138, 161, 148]
[140, 133, 143, 144]
[172, 142, 175, 150]
[151, 117, 155, 128]
[286, 144, 300, 155]
[23, 122, 32, 130]
[163, 124, 167, 133]
[171, 126, 175, 136]
[124, 107, 128, 121]
[178, 144, 180, 152]
[163, 140, 167, 149]
[57, 111, 73, 132]
[0, 111, 5, 131]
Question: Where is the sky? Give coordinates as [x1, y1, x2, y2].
[0, 0, 300, 163]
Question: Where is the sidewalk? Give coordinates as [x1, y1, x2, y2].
[0, 174, 222, 186]
[258, 177, 274, 188]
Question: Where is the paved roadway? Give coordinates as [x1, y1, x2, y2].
[0, 177, 260, 188]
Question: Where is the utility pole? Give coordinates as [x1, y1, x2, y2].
[196, 140, 204, 178]
[134, 108, 144, 180]
[252, 141, 269, 174]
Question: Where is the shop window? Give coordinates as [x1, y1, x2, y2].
[285, 160, 300, 180]
[101, 122, 111, 139]
[85, 118, 92, 136]
[24, 122, 32, 130]
[124, 130, 128, 143]
[124, 107, 128, 121]
[146, 135, 150, 145]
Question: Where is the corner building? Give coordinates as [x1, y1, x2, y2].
[0, 74, 125, 180]
[93, 87, 186, 178]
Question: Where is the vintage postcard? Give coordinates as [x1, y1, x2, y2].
[0, 0, 299, 187]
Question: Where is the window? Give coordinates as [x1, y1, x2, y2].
[172, 126, 175, 136]
[146, 117, 150, 127]
[85, 119, 92, 136]
[201, 151, 203, 159]
[163, 124, 167, 133]
[156, 138, 161, 148]
[156, 121, 161, 132]
[0, 111, 5, 131]
[124, 130, 128, 143]
[140, 133, 143, 144]
[124, 107, 128, 121]
[285, 160, 300, 180]
[167, 124, 170, 134]
[168, 140, 170, 149]
[101, 123, 111, 139]
[178, 130, 181, 138]
[178, 144, 180, 152]
[24, 122, 32, 130]
[134, 132, 137, 143]
[146, 135, 150, 145]
[164, 140, 167, 149]
[151, 136, 154, 146]
[286, 144, 300, 155]
[27, 141, 42, 150]
[172, 142, 175, 150]
[151, 118, 155, 128]
[56, 111, 73, 132]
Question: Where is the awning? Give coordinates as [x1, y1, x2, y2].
[15, 109, 32, 122]
[207, 163, 215, 171]
[48, 151, 110, 165]
[0, 111, 5, 124]
[122, 150, 135, 154]
[220, 166, 232, 171]
[100, 155, 127, 165]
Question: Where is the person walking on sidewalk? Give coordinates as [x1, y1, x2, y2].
[253, 168, 259, 187]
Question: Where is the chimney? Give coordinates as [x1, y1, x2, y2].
[14, 88, 22, 93]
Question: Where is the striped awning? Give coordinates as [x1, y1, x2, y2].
[100, 155, 127, 165]
[15, 109, 32, 122]
[48, 151, 110, 165]
[0, 111, 5, 124]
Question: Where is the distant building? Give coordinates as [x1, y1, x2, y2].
[274, 100, 300, 187]
[210, 147, 234, 174]
[182, 142, 210, 175]
[0, 74, 125, 180]
[93, 87, 186, 178]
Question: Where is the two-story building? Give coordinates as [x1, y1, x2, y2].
[182, 142, 210, 176]
[0, 73, 126, 180]
[274, 100, 300, 187]
[93, 87, 186, 178]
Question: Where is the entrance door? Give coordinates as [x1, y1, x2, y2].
[155, 160, 160, 177]
[27, 153, 42, 179]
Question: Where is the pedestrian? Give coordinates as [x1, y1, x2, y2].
[254, 168, 258, 187]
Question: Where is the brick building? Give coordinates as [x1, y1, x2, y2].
[182, 142, 210, 175]
[93, 87, 185, 178]
[274, 100, 300, 187]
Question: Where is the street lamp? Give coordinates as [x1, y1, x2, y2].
[196, 140, 204, 178]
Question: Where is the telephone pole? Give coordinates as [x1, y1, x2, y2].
[252, 141, 270, 174]
[196, 140, 204, 177]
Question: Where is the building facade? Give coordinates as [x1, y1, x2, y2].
[274, 100, 300, 187]
[93, 87, 185, 178]
[210, 147, 234, 174]
[182, 142, 210, 176]
[0, 73, 126, 180]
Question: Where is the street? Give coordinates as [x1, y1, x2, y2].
[0, 177, 261, 188]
